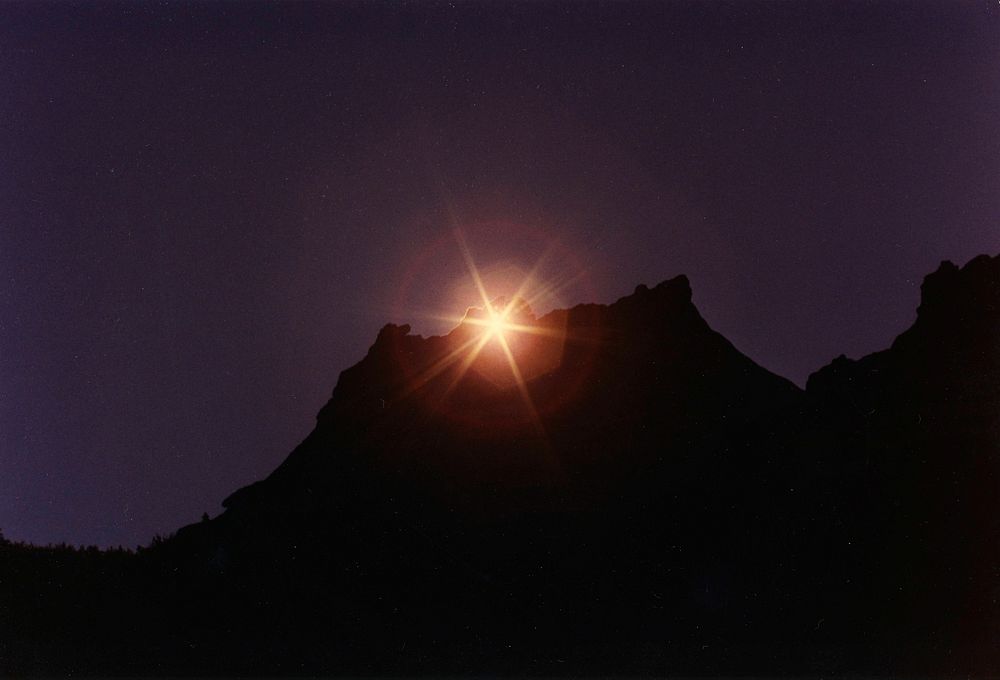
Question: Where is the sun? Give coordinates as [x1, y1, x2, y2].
[484, 309, 511, 340]
[398, 228, 571, 433]
[448, 231, 556, 430]
[462, 295, 538, 348]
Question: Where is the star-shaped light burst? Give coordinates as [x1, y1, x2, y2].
[450, 230, 545, 430]
[397, 229, 577, 433]
[481, 305, 513, 342]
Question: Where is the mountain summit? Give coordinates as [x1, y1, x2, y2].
[218, 273, 799, 520]
[3, 255, 998, 676]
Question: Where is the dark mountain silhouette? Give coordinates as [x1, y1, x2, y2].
[2, 254, 997, 676]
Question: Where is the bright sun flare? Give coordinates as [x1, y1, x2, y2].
[399, 228, 574, 434]
[484, 309, 511, 340]
[448, 230, 552, 430]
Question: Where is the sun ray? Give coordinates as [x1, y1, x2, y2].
[496, 333, 544, 434]
[453, 229, 494, 310]
[505, 246, 554, 311]
[461, 317, 565, 339]
[442, 332, 493, 398]
[397, 333, 485, 399]
[522, 269, 587, 311]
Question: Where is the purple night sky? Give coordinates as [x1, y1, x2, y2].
[1, 1, 997, 547]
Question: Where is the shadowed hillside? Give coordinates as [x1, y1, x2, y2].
[2, 255, 997, 676]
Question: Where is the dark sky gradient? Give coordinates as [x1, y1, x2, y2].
[2, 1, 998, 547]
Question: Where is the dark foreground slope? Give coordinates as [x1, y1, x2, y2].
[802, 254, 1000, 670]
[1, 255, 997, 676]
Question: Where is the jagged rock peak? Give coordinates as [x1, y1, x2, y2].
[807, 252, 999, 393]
[612, 275, 695, 321]
[918, 253, 999, 319]
[376, 323, 411, 341]
[631, 274, 692, 302]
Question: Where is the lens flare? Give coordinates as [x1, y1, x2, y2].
[389, 226, 594, 434]
[446, 230, 553, 432]
[484, 309, 510, 340]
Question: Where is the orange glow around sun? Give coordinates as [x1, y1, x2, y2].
[483, 308, 510, 340]
[442, 230, 564, 431]
[491, 311, 511, 337]
[392, 226, 591, 433]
